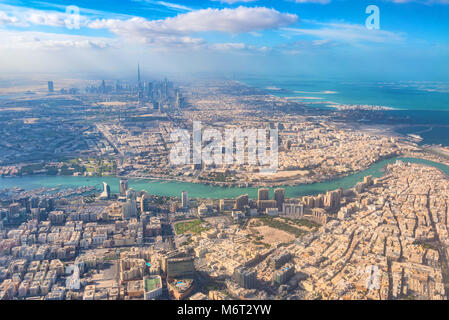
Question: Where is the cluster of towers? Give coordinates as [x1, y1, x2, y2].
[257, 188, 285, 212]
[84, 64, 184, 111]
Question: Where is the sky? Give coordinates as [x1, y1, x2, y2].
[0, 0, 448, 81]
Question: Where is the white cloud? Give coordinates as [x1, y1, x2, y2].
[89, 6, 298, 36]
[294, 0, 331, 3]
[0, 10, 21, 26]
[387, 0, 449, 3]
[211, 0, 258, 4]
[283, 22, 404, 43]
[0, 30, 115, 50]
[156, 1, 193, 11]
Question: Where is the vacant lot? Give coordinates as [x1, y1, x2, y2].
[251, 225, 295, 246]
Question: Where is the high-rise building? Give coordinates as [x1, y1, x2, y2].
[46, 198, 55, 212]
[48, 81, 54, 93]
[119, 179, 128, 196]
[324, 189, 343, 209]
[126, 189, 137, 201]
[99, 182, 111, 200]
[233, 266, 257, 289]
[122, 200, 137, 219]
[274, 188, 285, 211]
[258, 200, 276, 212]
[282, 203, 304, 218]
[273, 264, 295, 286]
[162, 252, 195, 280]
[219, 199, 235, 212]
[181, 191, 189, 209]
[235, 194, 249, 211]
[100, 80, 106, 94]
[258, 188, 269, 201]
[30, 197, 40, 209]
[140, 193, 150, 213]
[122, 189, 137, 219]
[8, 203, 20, 221]
[138, 64, 144, 105]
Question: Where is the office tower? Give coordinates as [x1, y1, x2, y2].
[219, 199, 235, 212]
[39, 198, 47, 210]
[18, 197, 30, 214]
[122, 200, 137, 219]
[30, 197, 40, 209]
[324, 189, 342, 209]
[273, 264, 295, 286]
[8, 203, 20, 221]
[46, 198, 55, 212]
[235, 194, 249, 211]
[140, 193, 150, 213]
[274, 188, 285, 211]
[138, 64, 144, 105]
[48, 81, 54, 93]
[115, 81, 121, 93]
[233, 266, 257, 289]
[99, 182, 111, 200]
[162, 252, 195, 279]
[258, 188, 269, 201]
[126, 189, 137, 201]
[119, 179, 128, 196]
[181, 191, 188, 209]
[122, 189, 137, 219]
[101, 80, 106, 94]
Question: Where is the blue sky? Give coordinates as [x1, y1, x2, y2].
[0, 0, 448, 80]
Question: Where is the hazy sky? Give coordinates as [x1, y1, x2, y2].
[0, 0, 448, 80]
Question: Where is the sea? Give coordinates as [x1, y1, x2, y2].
[238, 75, 449, 146]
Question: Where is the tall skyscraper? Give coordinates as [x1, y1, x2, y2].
[274, 188, 285, 211]
[138, 63, 144, 105]
[48, 81, 54, 93]
[258, 188, 269, 201]
[101, 80, 106, 94]
[123, 188, 137, 219]
[181, 191, 189, 209]
[119, 179, 128, 196]
[99, 182, 111, 200]
[140, 192, 150, 213]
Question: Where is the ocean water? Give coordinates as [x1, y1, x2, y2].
[239, 76, 449, 111]
[239, 75, 449, 146]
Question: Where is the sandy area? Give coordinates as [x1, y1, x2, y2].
[250, 225, 295, 245]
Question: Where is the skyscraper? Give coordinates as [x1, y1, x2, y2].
[181, 191, 189, 209]
[258, 188, 269, 201]
[99, 182, 111, 200]
[138, 63, 144, 105]
[48, 81, 54, 93]
[122, 188, 137, 219]
[119, 179, 128, 196]
[274, 188, 285, 211]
